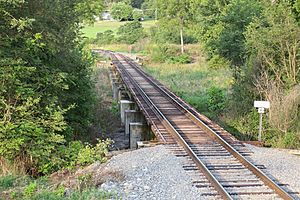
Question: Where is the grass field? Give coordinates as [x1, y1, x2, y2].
[139, 45, 233, 115]
[82, 20, 156, 38]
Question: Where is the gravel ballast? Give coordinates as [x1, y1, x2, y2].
[245, 144, 300, 196]
[100, 144, 300, 199]
[101, 145, 209, 200]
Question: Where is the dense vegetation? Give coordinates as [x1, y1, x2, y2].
[93, 0, 300, 148]
[0, 0, 113, 178]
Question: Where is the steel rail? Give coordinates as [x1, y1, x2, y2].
[113, 53, 232, 200]
[122, 55, 294, 200]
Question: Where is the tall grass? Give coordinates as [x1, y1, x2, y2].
[142, 55, 233, 114]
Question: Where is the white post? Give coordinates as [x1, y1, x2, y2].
[254, 101, 270, 142]
[258, 111, 263, 142]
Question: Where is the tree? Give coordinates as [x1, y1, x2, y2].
[132, 9, 144, 20]
[111, 2, 133, 21]
[117, 21, 145, 44]
[156, 0, 194, 54]
[245, 1, 300, 135]
[0, 0, 103, 174]
[216, 0, 262, 65]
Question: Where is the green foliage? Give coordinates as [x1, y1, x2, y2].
[111, 2, 133, 21]
[132, 9, 144, 20]
[206, 87, 226, 114]
[68, 188, 114, 200]
[39, 139, 112, 174]
[24, 182, 37, 198]
[245, 1, 300, 89]
[277, 132, 300, 149]
[0, 175, 17, 190]
[0, 66, 67, 175]
[199, 0, 262, 66]
[0, 0, 103, 175]
[225, 108, 261, 141]
[95, 30, 115, 45]
[0, 175, 113, 200]
[208, 54, 231, 69]
[76, 139, 111, 166]
[141, 0, 156, 19]
[217, 0, 262, 65]
[110, 100, 120, 115]
[27, 188, 113, 200]
[167, 54, 191, 64]
[149, 44, 177, 62]
[117, 21, 145, 44]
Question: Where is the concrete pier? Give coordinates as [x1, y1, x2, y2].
[129, 122, 149, 149]
[112, 81, 122, 99]
[118, 89, 128, 101]
[124, 110, 146, 135]
[120, 100, 135, 124]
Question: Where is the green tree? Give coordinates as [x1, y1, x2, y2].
[111, 2, 133, 21]
[156, 0, 194, 53]
[132, 9, 144, 20]
[0, 0, 103, 174]
[216, 0, 262, 65]
[245, 1, 300, 134]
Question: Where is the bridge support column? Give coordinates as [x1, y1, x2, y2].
[129, 122, 149, 149]
[118, 89, 128, 101]
[120, 100, 135, 125]
[112, 82, 121, 99]
[125, 110, 146, 136]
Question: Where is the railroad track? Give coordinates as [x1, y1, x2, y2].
[99, 50, 298, 200]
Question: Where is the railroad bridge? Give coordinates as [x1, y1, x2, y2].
[95, 50, 297, 200]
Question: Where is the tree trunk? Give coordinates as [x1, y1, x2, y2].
[180, 27, 184, 54]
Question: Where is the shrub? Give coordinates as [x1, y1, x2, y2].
[76, 139, 111, 166]
[117, 21, 145, 44]
[206, 86, 226, 114]
[150, 44, 177, 63]
[167, 54, 192, 64]
[225, 108, 261, 141]
[208, 54, 230, 69]
[0, 175, 17, 190]
[276, 132, 300, 149]
[24, 182, 37, 198]
[40, 139, 112, 174]
[95, 30, 115, 45]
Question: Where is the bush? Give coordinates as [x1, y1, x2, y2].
[0, 175, 17, 190]
[225, 108, 261, 141]
[275, 132, 300, 149]
[167, 54, 192, 64]
[24, 182, 37, 198]
[95, 30, 115, 45]
[76, 139, 111, 166]
[206, 86, 226, 114]
[40, 139, 112, 174]
[117, 21, 145, 44]
[149, 44, 178, 62]
[208, 54, 230, 69]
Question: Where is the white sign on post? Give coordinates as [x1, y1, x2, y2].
[254, 100, 270, 142]
[254, 101, 270, 109]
